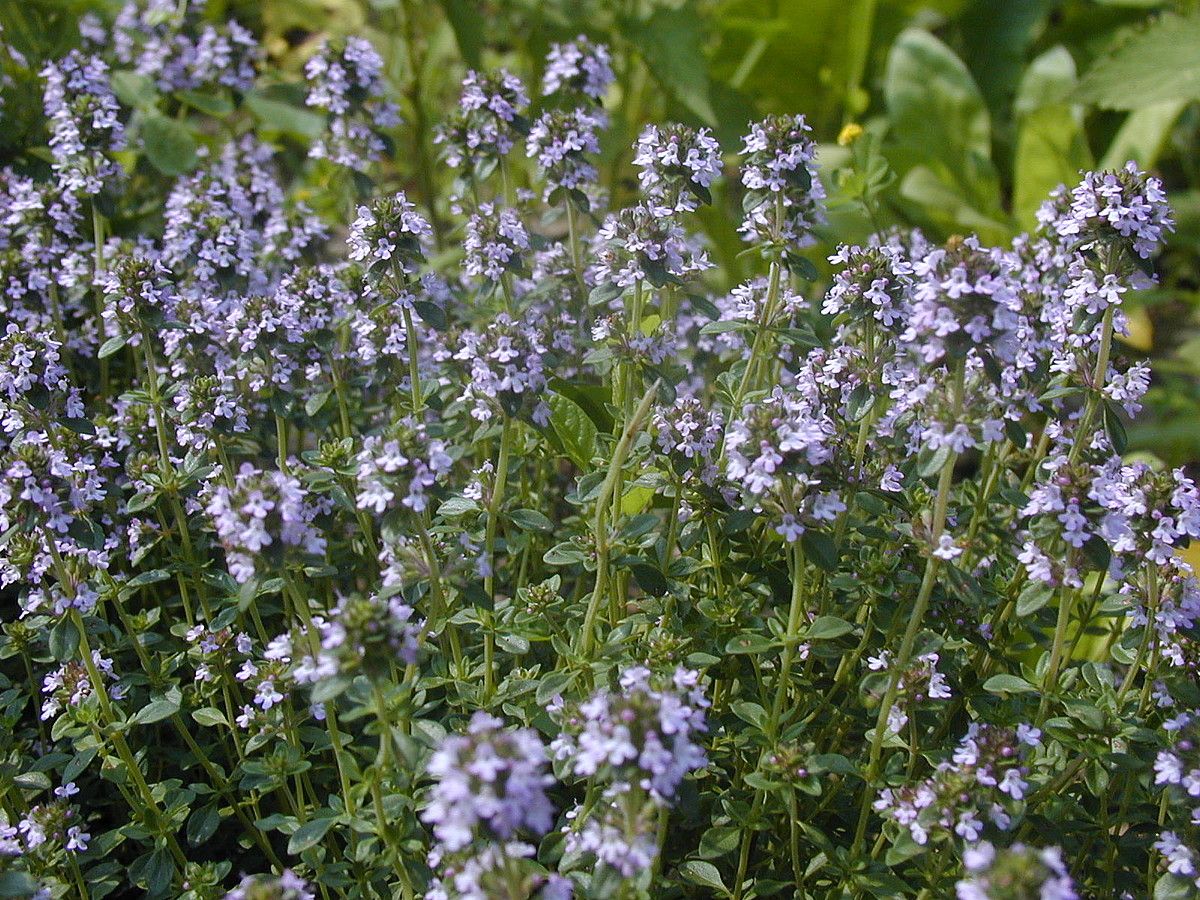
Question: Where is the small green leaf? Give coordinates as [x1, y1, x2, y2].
[187, 803, 221, 846]
[132, 696, 181, 725]
[305, 390, 331, 417]
[678, 860, 729, 895]
[49, 617, 80, 661]
[629, 562, 668, 596]
[806, 615, 853, 641]
[801, 530, 839, 572]
[508, 508, 554, 533]
[1016, 582, 1054, 617]
[917, 445, 952, 479]
[983, 673, 1037, 694]
[287, 815, 337, 854]
[731, 701, 767, 730]
[99, 335, 128, 359]
[698, 825, 741, 860]
[192, 707, 228, 727]
[127, 569, 171, 588]
[1104, 402, 1128, 454]
[725, 633, 779, 655]
[549, 392, 598, 469]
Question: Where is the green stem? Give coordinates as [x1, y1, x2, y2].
[768, 543, 807, 741]
[852, 362, 964, 856]
[1068, 305, 1115, 467]
[402, 304, 423, 415]
[483, 416, 514, 700]
[577, 382, 660, 660]
[1038, 571, 1079, 721]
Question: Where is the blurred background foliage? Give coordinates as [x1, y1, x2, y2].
[2, 0, 1199, 463]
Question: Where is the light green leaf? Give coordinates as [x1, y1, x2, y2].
[192, 707, 228, 727]
[244, 92, 326, 139]
[548, 392, 598, 470]
[1076, 13, 1200, 109]
[1015, 46, 1077, 116]
[1013, 104, 1092, 230]
[678, 860, 729, 895]
[885, 29, 1003, 229]
[885, 29, 991, 164]
[983, 673, 1038, 694]
[1100, 101, 1188, 170]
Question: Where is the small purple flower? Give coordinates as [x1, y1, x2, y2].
[956, 842, 1077, 900]
[738, 114, 826, 250]
[305, 37, 400, 171]
[463, 203, 530, 282]
[526, 107, 604, 198]
[541, 36, 614, 100]
[40, 51, 125, 195]
[633, 123, 722, 214]
[423, 711, 556, 853]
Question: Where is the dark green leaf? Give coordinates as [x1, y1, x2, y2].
[287, 815, 337, 854]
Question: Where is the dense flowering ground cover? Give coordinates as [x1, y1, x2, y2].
[0, 5, 1199, 899]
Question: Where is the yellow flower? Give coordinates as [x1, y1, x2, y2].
[837, 123, 864, 146]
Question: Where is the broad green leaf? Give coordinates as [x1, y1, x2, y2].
[244, 91, 325, 139]
[141, 114, 197, 176]
[960, 0, 1055, 119]
[1013, 104, 1092, 229]
[1014, 46, 1077, 117]
[885, 29, 1004, 231]
[711, 0, 883, 135]
[0, 871, 39, 897]
[1076, 13, 1200, 109]
[176, 88, 234, 117]
[438, 0, 483, 68]
[1100, 101, 1188, 170]
[885, 29, 991, 165]
[898, 167, 1010, 242]
[548, 392, 598, 470]
[110, 70, 158, 111]
[621, 4, 716, 125]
